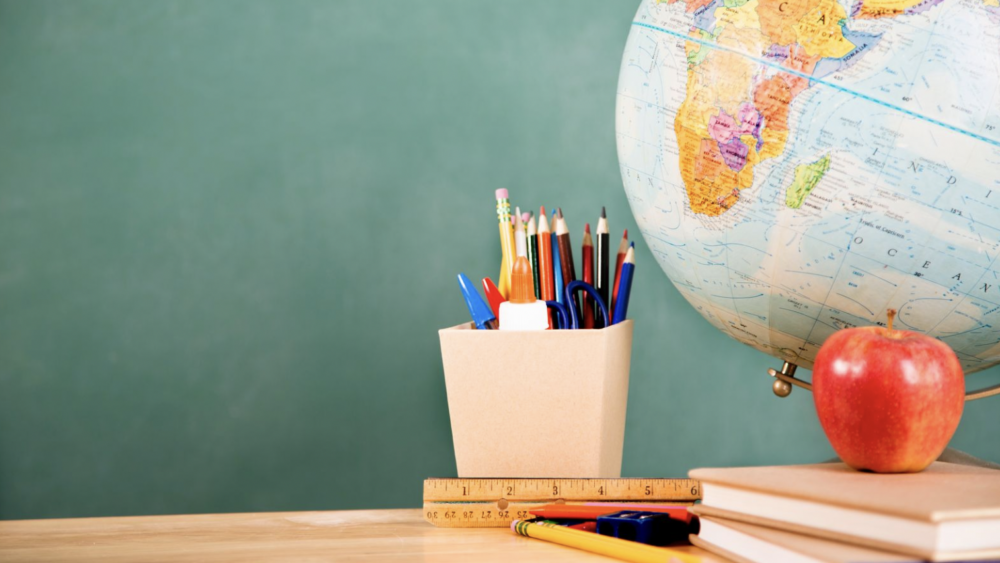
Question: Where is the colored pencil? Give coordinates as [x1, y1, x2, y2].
[596, 207, 610, 323]
[612, 229, 629, 312]
[581, 223, 595, 329]
[527, 215, 540, 299]
[514, 207, 527, 258]
[552, 224, 564, 306]
[538, 208, 555, 328]
[512, 519, 701, 563]
[555, 208, 578, 314]
[496, 189, 516, 299]
[529, 504, 693, 522]
[613, 244, 635, 325]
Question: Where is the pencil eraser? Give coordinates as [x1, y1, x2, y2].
[496, 188, 508, 199]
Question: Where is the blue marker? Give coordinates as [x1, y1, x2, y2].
[457, 273, 497, 330]
[612, 243, 635, 325]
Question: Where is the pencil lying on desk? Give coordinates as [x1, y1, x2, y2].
[512, 519, 701, 563]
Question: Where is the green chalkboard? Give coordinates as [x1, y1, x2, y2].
[1, 0, 997, 519]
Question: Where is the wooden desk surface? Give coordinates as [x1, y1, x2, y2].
[0, 508, 724, 562]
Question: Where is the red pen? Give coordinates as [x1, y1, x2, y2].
[482, 277, 506, 321]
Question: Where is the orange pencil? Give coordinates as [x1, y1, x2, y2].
[611, 229, 628, 312]
[529, 504, 693, 522]
[581, 223, 595, 329]
[537, 207, 555, 328]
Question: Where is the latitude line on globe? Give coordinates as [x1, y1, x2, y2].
[631, 21, 1000, 150]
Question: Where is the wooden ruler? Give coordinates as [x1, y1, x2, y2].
[423, 478, 700, 528]
[423, 478, 701, 502]
[423, 500, 695, 528]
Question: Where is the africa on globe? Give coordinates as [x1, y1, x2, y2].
[616, 0, 1000, 377]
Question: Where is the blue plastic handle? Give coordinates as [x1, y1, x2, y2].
[545, 301, 571, 329]
[564, 280, 610, 330]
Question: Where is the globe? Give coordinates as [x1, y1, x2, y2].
[616, 0, 1000, 379]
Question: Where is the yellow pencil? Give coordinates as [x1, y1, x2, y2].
[512, 519, 701, 563]
[496, 189, 516, 298]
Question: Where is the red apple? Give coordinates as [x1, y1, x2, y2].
[812, 309, 965, 473]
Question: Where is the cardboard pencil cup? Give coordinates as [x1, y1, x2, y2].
[438, 320, 633, 478]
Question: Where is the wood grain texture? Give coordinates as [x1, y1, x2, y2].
[0, 509, 724, 563]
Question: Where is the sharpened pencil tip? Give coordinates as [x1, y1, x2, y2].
[540, 205, 546, 216]
[585, 223, 591, 234]
[630, 242, 635, 247]
[557, 207, 564, 219]
[601, 206, 606, 218]
[623, 229, 628, 239]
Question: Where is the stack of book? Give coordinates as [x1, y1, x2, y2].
[688, 462, 1000, 563]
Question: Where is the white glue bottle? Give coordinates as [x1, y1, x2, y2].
[500, 256, 548, 330]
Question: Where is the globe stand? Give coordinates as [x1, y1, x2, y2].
[767, 361, 1000, 400]
[768, 361, 809, 397]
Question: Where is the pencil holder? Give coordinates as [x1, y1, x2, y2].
[438, 320, 633, 478]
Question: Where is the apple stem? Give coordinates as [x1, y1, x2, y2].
[887, 308, 896, 331]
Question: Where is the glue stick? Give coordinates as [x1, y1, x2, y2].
[499, 256, 548, 331]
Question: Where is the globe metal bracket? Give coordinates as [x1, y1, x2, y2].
[767, 361, 1000, 401]
[965, 383, 1000, 401]
[768, 361, 809, 397]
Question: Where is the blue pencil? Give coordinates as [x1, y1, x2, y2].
[612, 244, 635, 325]
[552, 229, 565, 305]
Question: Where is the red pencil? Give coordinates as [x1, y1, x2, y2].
[528, 504, 692, 522]
[567, 521, 597, 532]
[581, 223, 595, 329]
[611, 229, 628, 312]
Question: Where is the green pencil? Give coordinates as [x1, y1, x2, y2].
[527, 214, 540, 299]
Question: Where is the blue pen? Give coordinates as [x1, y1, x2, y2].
[457, 273, 498, 330]
[612, 244, 635, 325]
[552, 228, 565, 305]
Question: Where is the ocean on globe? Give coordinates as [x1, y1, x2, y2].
[616, 0, 1000, 373]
